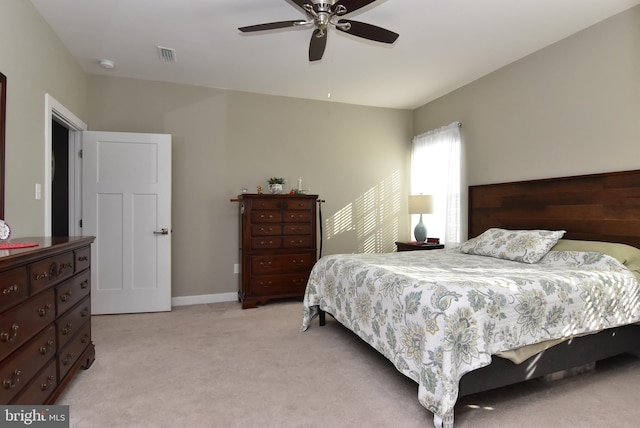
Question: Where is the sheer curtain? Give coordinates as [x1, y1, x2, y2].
[410, 122, 462, 245]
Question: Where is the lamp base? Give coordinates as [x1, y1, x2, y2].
[413, 214, 427, 243]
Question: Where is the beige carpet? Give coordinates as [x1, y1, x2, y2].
[58, 301, 640, 427]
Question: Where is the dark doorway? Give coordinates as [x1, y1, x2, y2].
[51, 119, 69, 236]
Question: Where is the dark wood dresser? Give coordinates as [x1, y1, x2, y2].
[238, 194, 318, 309]
[0, 236, 95, 404]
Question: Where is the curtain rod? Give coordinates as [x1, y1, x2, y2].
[413, 121, 461, 140]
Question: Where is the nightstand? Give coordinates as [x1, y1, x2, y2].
[395, 241, 445, 252]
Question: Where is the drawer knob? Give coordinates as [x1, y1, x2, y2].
[2, 369, 21, 389]
[35, 272, 49, 280]
[80, 279, 89, 289]
[40, 340, 55, 355]
[40, 375, 55, 391]
[81, 308, 90, 317]
[62, 322, 73, 335]
[259, 261, 272, 267]
[2, 284, 19, 295]
[60, 290, 73, 302]
[78, 256, 89, 262]
[0, 324, 19, 342]
[38, 303, 53, 317]
[62, 353, 74, 366]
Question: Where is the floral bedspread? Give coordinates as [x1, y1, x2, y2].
[301, 248, 640, 428]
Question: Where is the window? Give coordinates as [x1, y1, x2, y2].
[410, 122, 463, 245]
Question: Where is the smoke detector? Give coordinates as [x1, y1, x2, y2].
[99, 59, 114, 69]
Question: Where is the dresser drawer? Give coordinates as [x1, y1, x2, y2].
[0, 325, 56, 404]
[251, 211, 282, 223]
[0, 289, 55, 361]
[283, 199, 314, 210]
[283, 211, 312, 223]
[250, 199, 282, 210]
[251, 274, 309, 296]
[283, 224, 311, 235]
[0, 267, 28, 313]
[251, 224, 282, 236]
[282, 236, 313, 249]
[250, 252, 316, 275]
[10, 360, 57, 405]
[56, 270, 90, 316]
[74, 246, 91, 273]
[58, 322, 91, 380]
[251, 237, 282, 250]
[30, 252, 75, 294]
[56, 297, 91, 350]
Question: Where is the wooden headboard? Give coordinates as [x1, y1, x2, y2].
[468, 169, 640, 249]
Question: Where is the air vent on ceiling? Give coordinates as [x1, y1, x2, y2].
[157, 46, 176, 63]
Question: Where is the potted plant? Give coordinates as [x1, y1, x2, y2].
[267, 177, 285, 194]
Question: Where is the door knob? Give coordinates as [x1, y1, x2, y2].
[153, 228, 169, 235]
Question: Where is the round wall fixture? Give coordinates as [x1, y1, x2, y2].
[99, 59, 114, 69]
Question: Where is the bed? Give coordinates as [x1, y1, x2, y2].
[301, 169, 640, 428]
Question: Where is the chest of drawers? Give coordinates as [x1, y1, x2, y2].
[238, 194, 318, 309]
[0, 236, 95, 404]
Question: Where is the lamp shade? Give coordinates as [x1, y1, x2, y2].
[408, 195, 433, 214]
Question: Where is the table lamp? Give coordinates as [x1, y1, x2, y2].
[408, 195, 433, 242]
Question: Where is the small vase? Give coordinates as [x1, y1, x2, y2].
[269, 183, 283, 194]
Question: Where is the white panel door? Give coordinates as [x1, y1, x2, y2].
[82, 131, 171, 314]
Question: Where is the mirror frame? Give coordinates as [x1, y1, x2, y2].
[0, 72, 5, 219]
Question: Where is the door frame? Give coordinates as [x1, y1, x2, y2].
[44, 94, 87, 236]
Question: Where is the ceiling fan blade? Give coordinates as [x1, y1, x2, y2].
[309, 29, 327, 61]
[336, 19, 398, 43]
[238, 20, 305, 32]
[333, 0, 379, 14]
[290, 0, 310, 11]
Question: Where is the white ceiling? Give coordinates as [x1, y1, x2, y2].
[30, 0, 640, 110]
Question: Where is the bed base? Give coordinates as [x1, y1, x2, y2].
[317, 307, 640, 398]
[458, 324, 640, 397]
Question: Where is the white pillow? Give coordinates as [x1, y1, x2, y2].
[460, 228, 566, 263]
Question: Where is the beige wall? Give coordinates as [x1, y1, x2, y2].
[87, 76, 413, 298]
[0, 0, 88, 237]
[414, 5, 640, 187]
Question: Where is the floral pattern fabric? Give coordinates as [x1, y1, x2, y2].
[459, 228, 565, 263]
[301, 248, 640, 428]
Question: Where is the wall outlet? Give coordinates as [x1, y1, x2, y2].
[233, 263, 240, 274]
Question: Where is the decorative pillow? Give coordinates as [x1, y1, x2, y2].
[460, 228, 566, 263]
[551, 239, 640, 277]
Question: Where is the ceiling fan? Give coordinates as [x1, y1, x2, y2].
[238, 0, 399, 61]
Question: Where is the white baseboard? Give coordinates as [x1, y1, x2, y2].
[171, 292, 238, 307]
